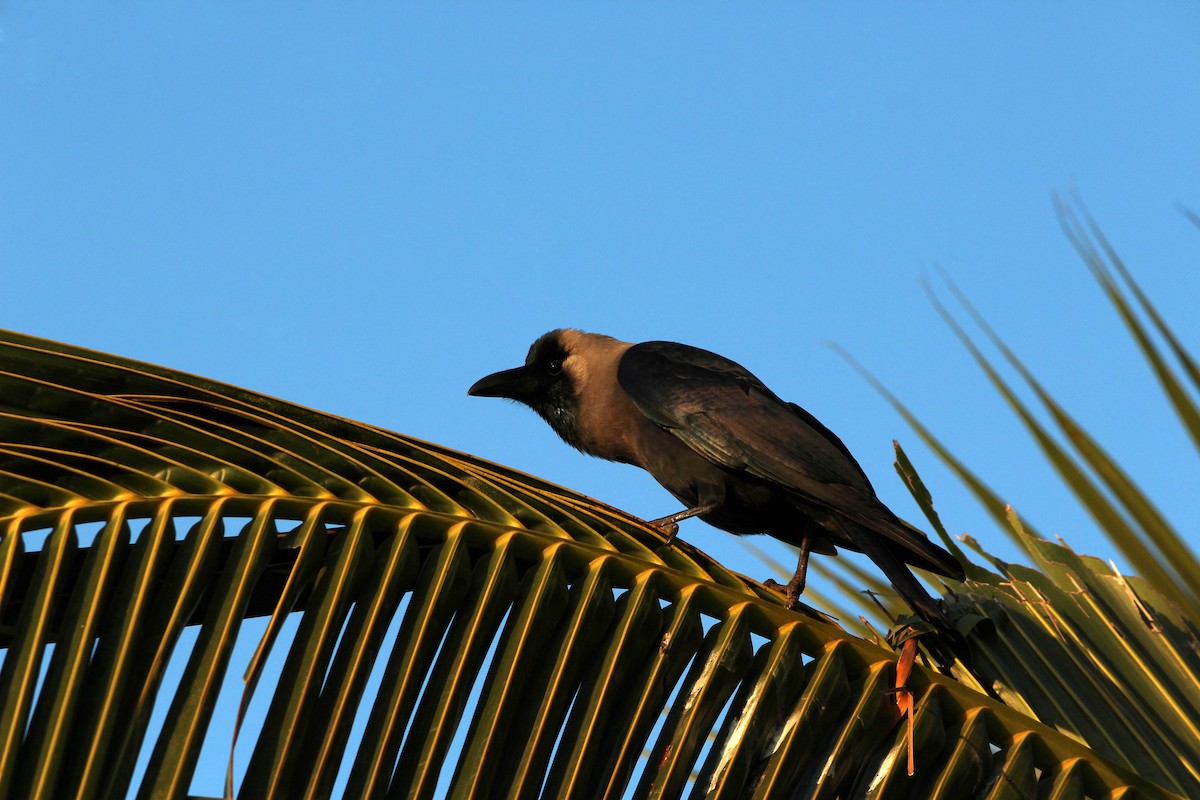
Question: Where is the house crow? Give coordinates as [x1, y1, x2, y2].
[468, 328, 964, 626]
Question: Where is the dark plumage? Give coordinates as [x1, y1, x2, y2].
[468, 328, 963, 626]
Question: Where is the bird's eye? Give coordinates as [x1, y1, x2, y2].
[546, 359, 563, 375]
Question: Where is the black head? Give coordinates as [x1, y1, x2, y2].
[468, 329, 582, 445]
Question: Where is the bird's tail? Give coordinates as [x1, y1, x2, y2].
[842, 519, 957, 631]
[835, 500, 964, 582]
[891, 517, 965, 581]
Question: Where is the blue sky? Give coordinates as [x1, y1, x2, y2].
[4, 3, 1200, 794]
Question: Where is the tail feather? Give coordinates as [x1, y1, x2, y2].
[889, 518, 965, 580]
[829, 496, 964, 581]
[841, 519, 956, 630]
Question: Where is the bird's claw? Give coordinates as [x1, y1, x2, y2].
[762, 579, 795, 609]
[785, 576, 805, 610]
[650, 519, 680, 545]
[763, 576, 804, 610]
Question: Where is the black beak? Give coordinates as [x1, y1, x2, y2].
[468, 365, 540, 401]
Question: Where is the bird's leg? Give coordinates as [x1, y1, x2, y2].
[649, 503, 718, 545]
[782, 534, 812, 609]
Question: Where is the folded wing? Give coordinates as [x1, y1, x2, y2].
[618, 340, 962, 578]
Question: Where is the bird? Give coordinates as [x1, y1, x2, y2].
[468, 328, 964, 627]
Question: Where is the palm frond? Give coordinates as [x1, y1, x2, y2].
[896, 447, 1200, 796]
[841, 205, 1200, 798]
[0, 330, 1176, 798]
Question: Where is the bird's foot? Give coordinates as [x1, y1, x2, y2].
[763, 575, 806, 609]
[762, 579, 796, 609]
[784, 573, 806, 609]
[647, 503, 718, 546]
[648, 517, 680, 545]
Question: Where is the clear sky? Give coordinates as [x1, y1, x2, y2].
[4, 4, 1200, 795]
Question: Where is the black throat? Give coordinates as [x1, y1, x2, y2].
[531, 386, 584, 454]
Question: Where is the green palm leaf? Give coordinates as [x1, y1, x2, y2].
[0, 329, 1179, 798]
[833, 203, 1200, 798]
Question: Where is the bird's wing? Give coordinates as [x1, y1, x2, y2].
[618, 341, 953, 564]
[618, 341, 868, 493]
